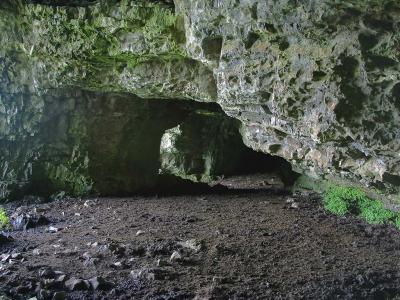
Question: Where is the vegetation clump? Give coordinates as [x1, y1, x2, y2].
[324, 185, 400, 228]
[0, 208, 10, 230]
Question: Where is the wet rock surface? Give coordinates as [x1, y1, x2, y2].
[2, 176, 400, 299]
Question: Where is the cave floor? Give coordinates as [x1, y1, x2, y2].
[2, 185, 400, 299]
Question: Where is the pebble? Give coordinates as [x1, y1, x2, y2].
[47, 226, 62, 233]
[39, 268, 56, 279]
[84, 200, 96, 207]
[32, 249, 41, 256]
[290, 202, 299, 209]
[136, 230, 145, 236]
[64, 277, 90, 291]
[170, 251, 182, 262]
[131, 268, 168, 281]
[1, 254, 11, 262]
[89, 276, 112, 290]
[178, 239, 203, 253]
[11, 253, 22, 259]
[156, 259, 169, 267]
[286, 197, 295, 204]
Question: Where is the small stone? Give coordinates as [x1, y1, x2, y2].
[89, 276, 112, 290]
[52, 291, 67, 300]
[82, 252, 91, 260]
[136, 230, 145, 236]
[38, 289, 51, 299]
[47, 226, 61, 233]
[178, 239, 203, 253]
[156, 259, 168, 267]
[84, 200, 96, 207]
[11, 253, 22, 259]
[43, 279, 56, 289]
[1, 254, 11, 262]
[55, 275, 67, 283]
[290, 202, 299, 209]
[130, 269, 142, 280]
[170, 251, 182, 262]
[286, 197, 295, 203]
[64, 277, 89, 291]
[39, 268, 56, 279]
[32, 249, 41, 256]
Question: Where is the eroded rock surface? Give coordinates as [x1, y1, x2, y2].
[0, 0, 399, 201]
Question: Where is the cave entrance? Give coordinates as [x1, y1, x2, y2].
[20, 90, 298, 201]
[157, 101, 299, 193]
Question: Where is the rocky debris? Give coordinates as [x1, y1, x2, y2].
[130, 268, 173, 281]
[108, 242, 126, 257]
[39, 268, 56, 279]
[170, 251, 182, 262]
[129, 245, 146, 257]
[156, 259, 169, 267]
[177, 239, 203, 253]
[46, 226, 62, 233]
[52, 291, 66, 300]
[88, 276, 113, 291]
[64, 277, 90, 291]
[10, 213, 50, 231]
[83, 200, 97, 208]
[135, 230, 145, 236]
[81, 251, 102, 266]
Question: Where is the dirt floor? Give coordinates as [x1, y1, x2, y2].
[2, 176, 400, 300]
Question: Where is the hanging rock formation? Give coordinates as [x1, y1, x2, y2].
[0, 0, 399, 203]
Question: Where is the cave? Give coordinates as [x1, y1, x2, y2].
[1, 0, 400, 299]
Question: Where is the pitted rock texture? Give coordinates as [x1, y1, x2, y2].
[0, 0, 399, 201]
[175, 0, 400, 199]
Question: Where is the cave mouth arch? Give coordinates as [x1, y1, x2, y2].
[5, 90, 298, 202]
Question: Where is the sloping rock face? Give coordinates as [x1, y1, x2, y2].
[0, 0, 399, 201]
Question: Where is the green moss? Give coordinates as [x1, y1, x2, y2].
[0, 207, 10, 230]
[324, 185, 400, 227]
[45, 147, 93, 197]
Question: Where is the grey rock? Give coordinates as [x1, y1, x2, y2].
[177, 239, 203, 253]
[39, 268, 56, 279]
[52, 291, 67, 300]
[64, 277, 90, 291]
[170, 251, 182, 262]
[88, 276, 113, 290]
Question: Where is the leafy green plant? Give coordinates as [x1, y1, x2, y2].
[0, 208, 10, 230]
[324, 185, 400, 227]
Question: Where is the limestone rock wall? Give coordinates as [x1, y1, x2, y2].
[176, 0, 400, 200]
[0, 0, 399, 202]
